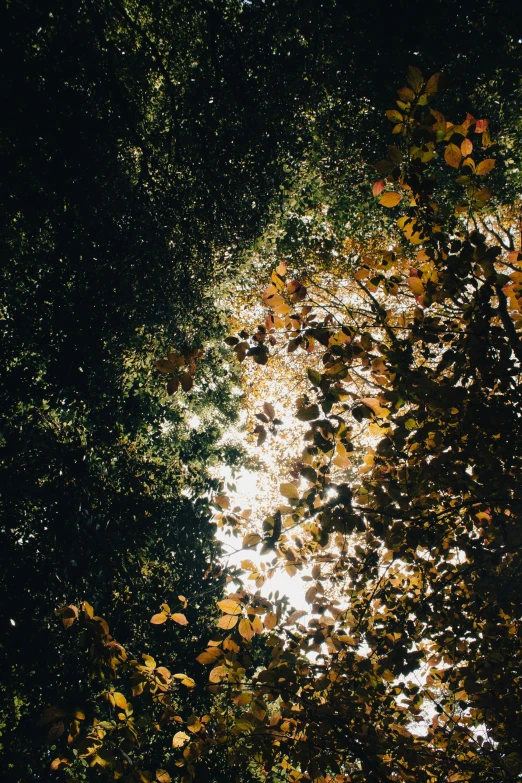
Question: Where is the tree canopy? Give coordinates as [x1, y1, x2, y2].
[1, 2, 522, 783]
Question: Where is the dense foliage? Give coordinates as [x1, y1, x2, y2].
[1, 2, 522, 782]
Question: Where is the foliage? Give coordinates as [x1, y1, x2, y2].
[174, 70, 522, 782]
[2, 1, 522, 781]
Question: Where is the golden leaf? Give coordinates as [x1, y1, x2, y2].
[209, 665, 228, 683]
[217, 614, 239, 630]
[196, 648, 222, 665]
[444, 143, 462, 168]
[171, 613, 188, 626]
[238, 618, 255, 641]
[172, 731, 190, 748]
[279, 482, 299, 499]
[476, 158, 495, 175]
[379, 191, 402, 208]
[217, 598, 242, 615]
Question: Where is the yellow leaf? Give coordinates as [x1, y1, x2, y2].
[217, 599, 242, 615]
[379, 191, 402, 208]
[196, 648, 222, 664]
[143, 654, 156, 669]
[171, 613, 188, 626]
[160, 603, 171, 614]
[360, 398, 390, 418]
[444, 143, 462, 168]
[407, 276, 424, 296]
[279, 482, 299, 499]
[251, 615, 263, 634]
[217, 615, 239, 630]
[173, 674, 195, 687]
[461, 138, 473, 156]
[242, 532, 261, 548]
[238, 618, 255, 641]
[112, 692, 127, 709]
[209, 665, 227, 683]
[476, 158, 495, 175]
[215, 495, 229, 509]
[151, 612, 168, 624]
[50, 758, 70, 771]
[264, 612, 277, 630]
[156, 771, 171, 783]
[172, 731, 190, 748]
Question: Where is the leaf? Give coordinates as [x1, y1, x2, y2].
[161, 603, 171, 614]
[307, 368, 322, 385]
[461, 138, 473, 157]
[143, 654, 156, 669]
[217, 614, 239, 630]
[379, 191, 401, 208]
[215, 495, 230, 509]
[156, 770, 171, 783]
[180, 372, 193, 392]
[167, 378, 179, 395]
[296, 404, 320, 421]
[173, 674, 195, 687]
[263, 402, 275, 419]
[196, 647, 222, 664]
[425, 72, 440, 94]
[172, 731, 190, 748]
[264, 612, 277, 630]
[360, 398, 390, 418]
[397, 86, 415, 102]
[151, 612, 168, 625]
[476, 158, 495, 175]
[242, 532, 261, 548]
[475, 119, 489, 133]
[171, 613, 188, 626]
[407, 276, 425, 296]
[167, 352, 185, 366]
[444, 144, 462, 168]
[58, 604, 78, 629]
[406, 65, 423, 92]
[217, 599, 242, 615]
[112, 692, 127, 709]
[50, 758, 70, 771]
[209, 665, 228, 683]
[238, 618, 255, 641]
[155, 359, 176, 374]
[276, 262, 287, 276]
[279, 482, 299, 499]
[372, 180, 385, 197]
[386, 109, 403, 123]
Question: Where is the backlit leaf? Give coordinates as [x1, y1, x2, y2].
[476, 158, 495, 175]
[217, 614, 239, 630]
[171, 613, 188, 626]
[172, 732, 190, 748]
[280, 482, 299, 499]
[209, 666, 227, 683]
[238, 618, 255, 641]
[444, 143, 462, 168]
[217, 599, 242, 615]
[379, 191, 401, 208]
[196, 648, 222, 664]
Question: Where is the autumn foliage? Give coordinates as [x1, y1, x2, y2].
[38, 67, 522, 783]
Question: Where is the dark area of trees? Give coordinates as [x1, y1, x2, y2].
[1, 1, 521, 781]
